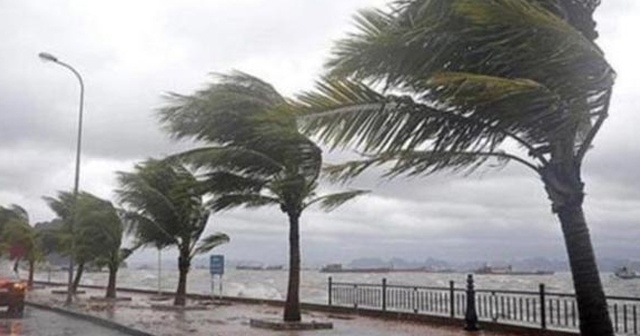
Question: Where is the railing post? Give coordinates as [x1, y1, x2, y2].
[450, 280, 455, 318]
[540, 283, 546, 330]
[328, 277, 333, 306]
[382, 278, 387, 312]
[465, 274, 479, 331]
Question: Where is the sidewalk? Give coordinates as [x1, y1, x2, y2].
[27, 286, 523, 336]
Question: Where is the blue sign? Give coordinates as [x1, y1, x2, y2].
[210, 255, 224, 275]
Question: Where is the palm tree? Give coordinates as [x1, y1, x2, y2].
[159, 72, 368, 322]
[116, 159, 230, 306]
[0, 205, 43, 288]
[298, 1, 615, 334]
[43, 192, 119, 293]
[85, 204, 136, 299]
[0, 205, 29, 236]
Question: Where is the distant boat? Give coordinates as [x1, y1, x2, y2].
[474, 264, 554, 276]
[235, 264, 283, 271]
[236, 265, 264, 271]
[615, 267, 640, 279]
[319, 264, 391, 273]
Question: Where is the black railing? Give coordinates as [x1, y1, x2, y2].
[328, 275, 640, 334]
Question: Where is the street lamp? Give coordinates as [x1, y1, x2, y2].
[38, 52, 85, 306]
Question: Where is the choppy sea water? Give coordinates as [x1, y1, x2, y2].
[34, 269, 640, 303]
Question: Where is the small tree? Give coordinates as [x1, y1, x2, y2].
[88, 207, 137, 299]
[43, 192, 117, 292]
[0, 205, 43, 288]
[117, 159, 230, 306]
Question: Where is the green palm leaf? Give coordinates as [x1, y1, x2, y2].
[159, 71, 286, 145]
[208, 193, 281, 212]
[168, 146, 284, 178]
[305, 190, 370, 212]
[193, 233, 230, 256]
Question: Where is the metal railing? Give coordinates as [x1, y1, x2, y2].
[328, 275, 640, 334]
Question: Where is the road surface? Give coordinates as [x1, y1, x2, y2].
[0, 307, 129, 335]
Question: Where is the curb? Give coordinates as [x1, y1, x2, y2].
[25, 301, 155, 336]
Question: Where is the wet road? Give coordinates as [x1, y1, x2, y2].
[0, 307, 128, 335]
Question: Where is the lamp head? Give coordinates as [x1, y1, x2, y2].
[38, 52, 59, 63]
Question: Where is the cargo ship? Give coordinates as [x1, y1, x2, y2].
[474, 265, 554, 276]
[236, 264, 284, 271]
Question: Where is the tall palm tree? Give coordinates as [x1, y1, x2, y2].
[116, 159, 230, 306]
[298, 1, 615, 334]
[159, 72, 368, 322]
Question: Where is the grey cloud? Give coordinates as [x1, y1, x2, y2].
[1, 0, 639, 265]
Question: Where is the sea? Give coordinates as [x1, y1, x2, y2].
[34, 268, 640, 303]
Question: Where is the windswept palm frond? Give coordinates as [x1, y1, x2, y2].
[330, 0, 612, 92]
[119, 247, 137, 263]
[198, 171, 267, 194]
[119, 210, 176, 248]
[159, 71, 286, 145]
[192, 233, 230, 256]
[528, 0, 601, 41]
[7, 205, 29, 223]
[324, 0, 613, 159]
[116, 172, 181, 229]
[304, 190, 370, 212]
[117, 159, 211, 249]
[299, 78, 545, 164]
[168, 146, 284, 178]
[208, 193, 281, 212]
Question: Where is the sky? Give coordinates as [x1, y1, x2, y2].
[1, 0, 639, 266]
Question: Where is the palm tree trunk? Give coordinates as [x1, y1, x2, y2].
[174, 253, 190, 306]
[284, 211, 301, 322]
[72, 262, 84, 293]
[542, 156, 613, 336]
[557, 205, 613, 335]
[27, 259, 35, 289]
[106, 265, 118, 299]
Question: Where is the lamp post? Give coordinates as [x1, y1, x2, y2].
[38, 52, 85, 306]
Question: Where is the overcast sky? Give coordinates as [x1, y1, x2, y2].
[1, 0, 639, 266]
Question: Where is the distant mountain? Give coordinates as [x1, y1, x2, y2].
[342, 256, 637, 273]
[348, 258, 388, 269]
[347, 257, 452, 270]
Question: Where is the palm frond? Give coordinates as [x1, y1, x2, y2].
[193, 232, 230, 256]
[324, 149, 538, 183]
[198, 171, 266, 194]
[305, 190, 370, 212]
[330, 0, 612, 91]
[167, 146, 284, 178]
[299, 78, 543, 159]
[320, 0, 614, 165]
[208, 193, 281, 212]
[524, 0, 601, 41]
[7, 204, 29, 223]
[117, 159, 208, 251]
[120, 211, 176, 248]
[158, 71, 286, 144]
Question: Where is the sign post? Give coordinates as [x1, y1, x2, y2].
[209, 255, 224, 301]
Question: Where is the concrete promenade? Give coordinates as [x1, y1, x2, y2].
[25, 285, 551, 336]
